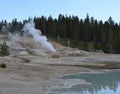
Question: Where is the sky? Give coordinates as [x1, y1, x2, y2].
[0, 0, 120, 23]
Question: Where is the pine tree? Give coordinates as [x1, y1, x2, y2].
[0, 40, 10, 56]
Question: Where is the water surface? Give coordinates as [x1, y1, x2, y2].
[50, 71, 120, 94]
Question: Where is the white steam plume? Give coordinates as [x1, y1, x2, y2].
[22, 20, 56, 52]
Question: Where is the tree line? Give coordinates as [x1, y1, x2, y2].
[0, 14, 120, 53]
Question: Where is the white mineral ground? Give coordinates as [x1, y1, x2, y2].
[0, 35, 120, 94]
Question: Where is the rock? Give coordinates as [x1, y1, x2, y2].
[66, 50, 86, 56]
[16, 51, 29, 56]
[27, 49, 48, 56]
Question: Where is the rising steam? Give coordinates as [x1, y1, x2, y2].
[22, 20, 56, 52]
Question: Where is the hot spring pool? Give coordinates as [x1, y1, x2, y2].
[49, 70, 120, 94]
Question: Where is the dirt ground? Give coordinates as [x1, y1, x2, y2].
[0, 35, 120, 94]
[0, 52, 120, 94]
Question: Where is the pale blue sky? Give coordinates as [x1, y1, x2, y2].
[0, 0, 120, 22]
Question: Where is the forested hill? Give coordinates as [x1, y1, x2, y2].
[0, 14, 120, 53]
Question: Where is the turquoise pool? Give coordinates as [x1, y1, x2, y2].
[49, 71, 120, 94]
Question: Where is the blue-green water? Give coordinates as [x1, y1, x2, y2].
[50, 71, 120, 94]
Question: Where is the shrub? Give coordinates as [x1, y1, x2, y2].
[0, 63, 7, 68]
[22, 58, 30, 63]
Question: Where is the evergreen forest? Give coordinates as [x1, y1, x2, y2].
[0, 14, 120, 53]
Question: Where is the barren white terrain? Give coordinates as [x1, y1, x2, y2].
[0, 34, 120, 94]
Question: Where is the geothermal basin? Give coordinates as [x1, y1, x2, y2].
[0, 21, 120, 94]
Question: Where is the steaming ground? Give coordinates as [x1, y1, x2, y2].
[22, 20, 56, 52]
[0, 34, 120, 94]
